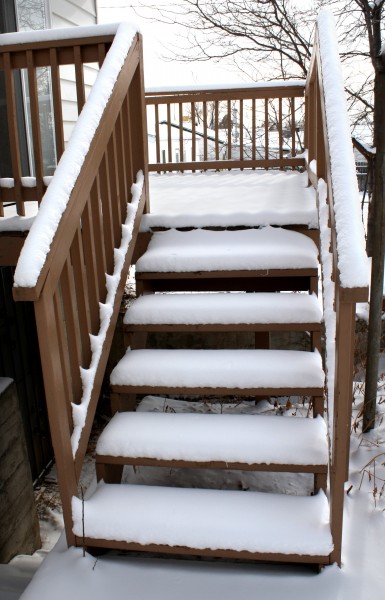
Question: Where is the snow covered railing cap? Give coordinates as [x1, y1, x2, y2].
[316, 10, 369, 292]
[12, 22, 139, 296]
[0, 22, 122, 48]
[145, 80, 306, 95]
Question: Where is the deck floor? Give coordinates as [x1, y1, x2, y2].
[141, 169, 317, 230]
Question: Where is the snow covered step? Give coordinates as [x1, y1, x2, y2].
[72, 483, 333, 562]
[110, 348, 325, 396]
[95, 412, 328, 472]
[124, 292, 322, 332]
[135, 227, 319, 275]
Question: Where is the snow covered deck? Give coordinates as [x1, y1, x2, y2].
[140, 170, 318, 231]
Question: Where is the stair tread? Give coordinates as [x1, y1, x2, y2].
[96, 412, 328, 466]
[140, 170, 318, 231]
[72, 483, 333, 557]
[110, 349, 325, 390]
[124, 292, 322, 327]
[135, 227, 319, 274]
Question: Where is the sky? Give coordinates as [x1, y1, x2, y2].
[96, 1, 247, 88]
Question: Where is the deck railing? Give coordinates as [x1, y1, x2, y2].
[305, 11, 369, 564]
[9, 24, 149, 545]
[145, 82, 306, 172]
[0, 25, 121, 215]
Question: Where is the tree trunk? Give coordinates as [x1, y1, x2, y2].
[363, 55, 385, 432]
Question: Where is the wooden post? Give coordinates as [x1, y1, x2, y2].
[330, 297, 356, 565]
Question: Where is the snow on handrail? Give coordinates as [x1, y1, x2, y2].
[145, 80, 305, 95]
[13, 22, 138, 290]
[0, 22, 121, 46]
[316, 10, 369, 290]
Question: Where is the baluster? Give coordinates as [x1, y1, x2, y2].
[191, 102, 196, 169]
[73, 45, 86, 114]
[49, 47, 65, 162]
[81, 197, 100, 336]
[252, 98, 256, 166]
[115, 112, 128, 220]
[203, 101, 208, 163]
[123, 94, 134, 186]
[265, 99, 269, 163]
[291, 97, 296, 161]
[71, 226, 92, 368]
[167, 103, 172, 164]
[26, 50, 44, 201]
[90, 177, 107, 301]
[279, 97, 283, 169]
[155, 104, 161, 169]
[60, 256, 83, 401]
[227, 100, 232, 161]
[99, 154, 114, 275]
[239, 99, 244, 167]
[53, 288, 74, 422]
[4, 53, 24, 214]
[215, 100, 219, 160]
[179, 102, 184, 170]
[107, 132, 121, 247]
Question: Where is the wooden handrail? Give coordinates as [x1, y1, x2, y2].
[145, 82, 306, 173]
[10, 25, 149, 546]
[305, 10, 369, 565]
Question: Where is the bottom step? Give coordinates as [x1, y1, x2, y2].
[72, 483, 333, 561]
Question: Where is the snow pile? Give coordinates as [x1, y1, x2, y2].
[317, 11, 369, 289]
[13, 21, 138, 289]
[71, 172, 144, 457]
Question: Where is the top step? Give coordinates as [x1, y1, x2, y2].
[135, 227, 319, 274]
[140, 170, 318, 231]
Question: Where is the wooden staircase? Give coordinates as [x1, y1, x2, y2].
[5, 17, 369, 569]
[74, 222, 334, 564]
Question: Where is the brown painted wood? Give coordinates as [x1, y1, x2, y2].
[13, 35, 141, 302]
[265, 99, 269, 161]
[110, 384, 324, 397]
[70, 227, 92, 367]
[60, 256, 83, 400]
[34, 293, 77, 546]
[148, 158, 305, 172]
[136, 268, 318, 280]
[26, 50, 44, 201]
[0, 234, 27, 265]
[73, 46, 86, 114]
[124, 322, 321, 333]
[3, 52, 24, 215]
[49, 47, 65, 161]
[136, 276, 313, 294]
[81, 199, 100, 334]
[96, 454, 328, 474]
[80, 537, 330, 565]
[145, 85, 305, 104]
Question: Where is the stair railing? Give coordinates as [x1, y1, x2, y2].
[145, 82, 306, 172]
[305, 10, 369, 565]
[10, 24, 149, 545]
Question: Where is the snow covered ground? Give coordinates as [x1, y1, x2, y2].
[2, 390, 385, 600]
